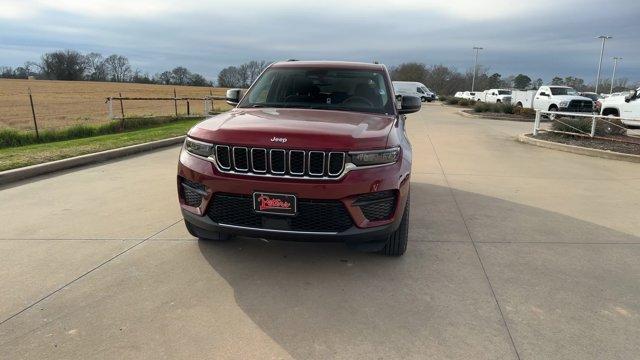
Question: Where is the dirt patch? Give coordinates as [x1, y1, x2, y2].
[0, 79, 231, 131]
[531, 132, 640, 155]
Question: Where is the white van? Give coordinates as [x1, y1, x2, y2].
[393, 81, 436, 102]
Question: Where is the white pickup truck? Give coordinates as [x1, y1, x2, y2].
[511, 86, 594, 114]
[600, 88, 640, 126]
[456, 91, 479, 100]
[476, 89, 512, 103]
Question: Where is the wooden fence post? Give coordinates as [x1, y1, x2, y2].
[209, 89, 214, 112]
[118, 92, 125, 128]
[173, 88, 178, 117]
[186, 100, 190, 116]
[108, 97, 114, 119]
[28, 88, 39, 139]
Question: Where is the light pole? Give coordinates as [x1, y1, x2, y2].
[471, 46, 483, 92]
[594, 35, 612, 94]
[610, 56, 622, 94]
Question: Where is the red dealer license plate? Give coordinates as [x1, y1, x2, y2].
[253, 192, 297, 216]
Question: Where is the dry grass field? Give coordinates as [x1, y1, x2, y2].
[0, 79, 231, 131]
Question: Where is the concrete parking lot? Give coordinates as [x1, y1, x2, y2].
[1, 103, 639, 359]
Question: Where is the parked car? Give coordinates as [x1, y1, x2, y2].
[481, 89, 512, 103]
[393, 81, 436, 102]
[600, 88, 640, 126]
[579, 92, 604, 112]
[178, 61, 419, 256]
[511, 86, 594, 118]
[454, 91, 464, 98]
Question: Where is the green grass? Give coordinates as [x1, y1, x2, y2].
[0, 118, 201, 171]
[0, 116, 208, 148]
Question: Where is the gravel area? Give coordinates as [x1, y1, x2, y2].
[461, 109, 537, 122]
[532, 132, 640, 155]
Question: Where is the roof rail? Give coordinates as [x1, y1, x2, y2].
[286, 59, 298, 62]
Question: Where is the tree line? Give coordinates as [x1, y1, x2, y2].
[3, 53, 636, 93]
[0, 50, 212, 87]
[389, 62, 637, 95]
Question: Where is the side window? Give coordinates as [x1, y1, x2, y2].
[416, 87, 424, 94]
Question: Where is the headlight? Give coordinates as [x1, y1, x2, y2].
[349, 148, 399, 167]
[558, 101, 569, 107]
[185, 137, 214, 158]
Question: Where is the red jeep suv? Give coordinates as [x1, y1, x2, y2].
[177, 61, 420, 256]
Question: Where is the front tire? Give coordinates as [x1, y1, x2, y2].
[421, 97, 427, 102]
[548, 105, 559, 121]
[379, 195, 410, 256]
[185, 220, 231, 241]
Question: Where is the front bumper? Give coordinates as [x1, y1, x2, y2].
[182, 207, 404, 243]
[178, 149, 411, 243]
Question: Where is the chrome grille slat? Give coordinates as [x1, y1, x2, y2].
[215, 145, 231, 169]
[308, 151, 325, 176]
[328, 152, 345, 176]
[289, 150, 305, 175]
[270, 149, 286, 174]
[251, 148, 267, 173]
[215, 145, 345, 179]
[232, 147, 249, 171]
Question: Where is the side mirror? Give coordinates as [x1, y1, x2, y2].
[625, 90, 637, 103]
[226, 89, 243, 106]
[398, 95, 421, 115]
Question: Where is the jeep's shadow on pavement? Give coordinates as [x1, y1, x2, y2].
[196, 182, 640, 360]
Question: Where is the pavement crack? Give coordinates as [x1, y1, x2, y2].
[0, 219, 182, 327]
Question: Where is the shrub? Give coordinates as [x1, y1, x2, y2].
[473, 102, 491, 112]
[513, 107, 536, 117]
[446, 97, 459, 105]
[500, 103, 514, 114]
[458, 99, 477, 107]
[438, 95, 449, 103]
[550, 117, 627, 136]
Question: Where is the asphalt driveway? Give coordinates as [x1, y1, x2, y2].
[1, 103, 639, 359]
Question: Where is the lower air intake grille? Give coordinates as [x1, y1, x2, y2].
[181, 178, 206, 207]
[355, 191, 397, 221]
[208, 194, 353, 233]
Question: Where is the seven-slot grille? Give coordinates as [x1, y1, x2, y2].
[567, 100, 594, 112]
[214, 145, 345, 178]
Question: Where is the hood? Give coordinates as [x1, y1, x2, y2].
[188, 108, 396, 150]
[553, 95, 593, 102]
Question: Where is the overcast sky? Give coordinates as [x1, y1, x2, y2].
[2, 0, 639, 84]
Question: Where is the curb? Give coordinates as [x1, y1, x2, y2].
[0, 136, 185, 185]
[518, 133, 640, 163]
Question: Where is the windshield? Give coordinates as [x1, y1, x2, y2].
[239, 68, 393, 114]
[550, 87, 578, 96]
[421, 86, 431, 93]
[498, 90, 511, 95]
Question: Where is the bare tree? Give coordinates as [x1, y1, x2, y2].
[104, 54, 132, 82]
[84, 52, 108, 81]
[217, 60, 269, 88]
[171, 66, 191, 85]
[155, 71, 173, 85]
[217, 66, 244, 87]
